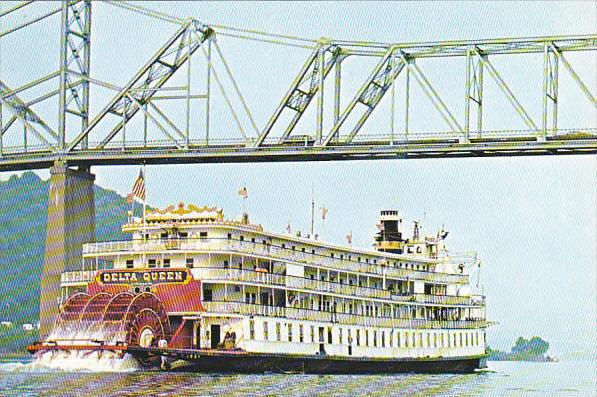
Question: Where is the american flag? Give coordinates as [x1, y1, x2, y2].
[130, 169, 146, 203]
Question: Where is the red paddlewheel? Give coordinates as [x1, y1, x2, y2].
[127, 308, 168, 347]
[49, 291, 171, 348]
[58, 293, 92, 322]
[120, 293, 170, 347]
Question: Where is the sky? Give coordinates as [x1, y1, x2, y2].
[1, 1, 596, 357]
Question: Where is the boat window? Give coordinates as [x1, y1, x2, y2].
[240, 236, 244, 241]
[126, 259, 134, 269]
[199, 231, 207, 238]
[299, 325, 304, 342]
[287, 323, 293, 342]
[276, 323, 281, 341]
[251, 237, 256, 243]
[263, 322, 269, 340]
[203, 288, 212, 302]
[185, 258, 194, 268]
[249, 320, 255, 340]
[163, 258, 170, 268]
[148, 259, 156, 268]
[311, 249, 315, 255]
[227, 233, 232, 239]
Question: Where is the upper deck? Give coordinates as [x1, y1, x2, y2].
[81, 203, 478, 290]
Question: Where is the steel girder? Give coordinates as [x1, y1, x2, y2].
[0, 80, 59, 151]
[323, 35, 597, 146]
[253, 42, 343, 147]
[0, 129, 595, 172]
[254, 35, 596, 148]
[58, 0, 91, 150]
[66, 20, 213, 153]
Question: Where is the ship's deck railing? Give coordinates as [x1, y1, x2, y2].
[196, 267, 483, 306]
[59, 267, 486, 308]
[60, 270, 96, 285]
[202, 301, 487, 330]
[82, 237, 469, 284]
[197, 267, 392, 300]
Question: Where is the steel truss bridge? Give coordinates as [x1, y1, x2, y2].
[0, 1, 596, 338]
[0, 1, 596, 172]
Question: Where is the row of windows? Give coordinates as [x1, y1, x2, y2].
[125, 257, 196, 269]
[126, 258, 172, 269]
[248, 320, 483, 349]
[136, 230, 430, 272]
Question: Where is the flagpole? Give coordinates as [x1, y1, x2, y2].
[142, 164, 147, 243]
[310, 184, 314, 238]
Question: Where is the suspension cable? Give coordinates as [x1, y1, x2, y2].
[102, 0, 186, 25]
[0, 5, 63, 39]
[0, 1, 34, 19]
[103, 0, 318, 49]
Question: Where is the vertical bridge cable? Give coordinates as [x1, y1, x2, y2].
[212, 40, 261, 138]
[200, 44, 247, 141]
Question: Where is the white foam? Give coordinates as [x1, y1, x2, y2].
[0, 352, 140, 373]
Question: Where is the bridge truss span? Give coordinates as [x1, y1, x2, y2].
[0, 1, 595, 172]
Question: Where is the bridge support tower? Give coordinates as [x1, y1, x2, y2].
[40, 162, 95, 338]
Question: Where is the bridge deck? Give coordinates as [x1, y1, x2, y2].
[1, 132, 595, 171]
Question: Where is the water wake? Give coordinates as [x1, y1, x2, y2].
[0, 352, 139, 373]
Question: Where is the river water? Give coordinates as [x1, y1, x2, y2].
[0, 359, 594, 396]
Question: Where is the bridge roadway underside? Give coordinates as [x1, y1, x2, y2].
[1, 136, 596, 172]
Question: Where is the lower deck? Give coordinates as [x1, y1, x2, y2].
[129, 346, 488, 374]
[169, 314, 487, 361]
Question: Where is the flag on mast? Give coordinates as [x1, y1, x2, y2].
[238, 186, 248, 199]
[130, 169, 146, 203]
[321, 206, 328, 220]
[346, 230, 353, 245]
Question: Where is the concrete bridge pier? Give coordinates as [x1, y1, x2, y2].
[40, 162, 95, 339]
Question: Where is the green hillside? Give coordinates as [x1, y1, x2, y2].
[0, 171, 135, 327]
